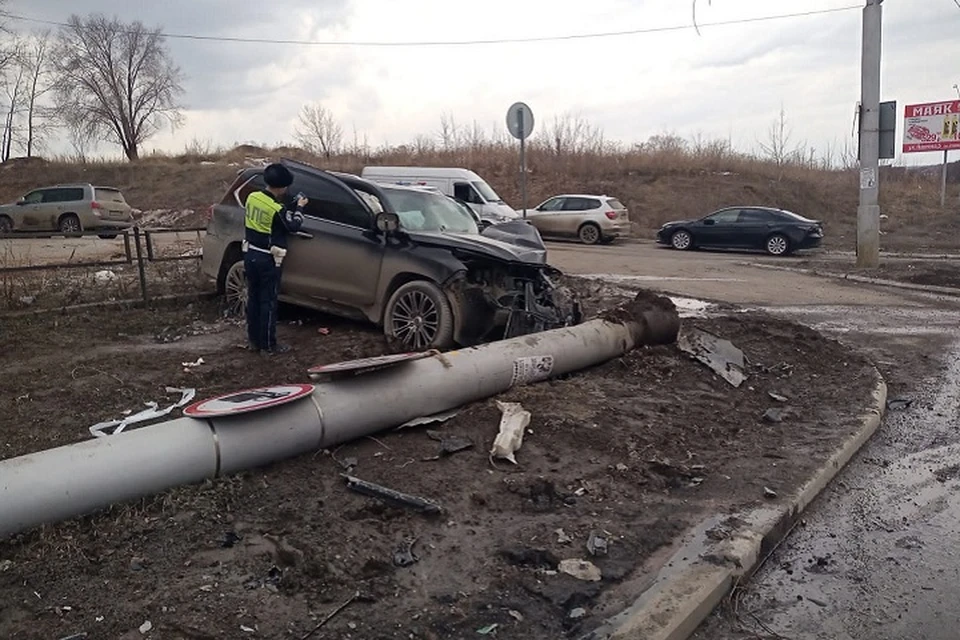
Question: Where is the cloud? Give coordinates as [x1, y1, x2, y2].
[7, 0, 959, 166]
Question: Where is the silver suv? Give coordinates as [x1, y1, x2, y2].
[0, 183, 134, 238]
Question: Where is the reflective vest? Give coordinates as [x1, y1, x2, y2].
[245, 191, 283, 235]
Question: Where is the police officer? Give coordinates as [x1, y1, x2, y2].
[244, 163, 307, 354]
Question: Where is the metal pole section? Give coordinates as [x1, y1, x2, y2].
[942, 150, 948, 208]
[520, 110, 528, 218]
[133, 226, 148, 302]
[856, 0, 883, 268]
[0, 299, 680, 538]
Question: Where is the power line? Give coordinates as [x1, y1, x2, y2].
[6, 5, 861, 48]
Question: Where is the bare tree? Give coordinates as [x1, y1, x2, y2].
[23, 30, 54, 157]
[53, 14, 185, 161]
[295, 103, 343, 158]
[758, 107, 794, 169]
[1, 40, 26, 162]
[543, 112, 604, 155]
[438, 112, 459, 149]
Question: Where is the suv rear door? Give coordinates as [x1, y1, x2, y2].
[280, 168, 385, 308]
[94, 188, 132, 222]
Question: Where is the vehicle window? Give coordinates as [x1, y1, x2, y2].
[454, 182, 483, 205]
[292, 172, 371, 228]
[382, 188, 477, 234]
[776, 210, 814, 223]
[606, 198, 625, 210]
[737, 209, 771, 223]
[22, 191, 43, 204]
[64, 188, 85, 202]
[538, 198, 564, 212]
[562, 198, 597, 211]
[471, 181, 503, 203]
[95, 188, 126, 203]
[235, 174, 266, 207]
[705, 209, 741, 224]
[41, 188, 67, 203]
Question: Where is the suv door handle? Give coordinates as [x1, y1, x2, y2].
[294, 231, 314, 239]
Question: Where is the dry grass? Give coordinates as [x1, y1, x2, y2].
[3, 137, 956, 251]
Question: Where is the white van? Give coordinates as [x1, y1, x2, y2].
[360, 166, 519, 226]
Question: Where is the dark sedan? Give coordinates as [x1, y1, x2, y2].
[656, 206, 823, 256]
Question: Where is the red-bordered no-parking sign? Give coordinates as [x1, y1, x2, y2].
[184, 384, 315, 418]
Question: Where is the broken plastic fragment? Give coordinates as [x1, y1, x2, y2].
[181, 357, 205, 368]
[558, 558, 602, 582]
[677, 328, 746, 387]
[489, 401, 531, 464]
[89, 388, 197, 437]
[477, 623, 499, 635]
[397, 409, 461, 429]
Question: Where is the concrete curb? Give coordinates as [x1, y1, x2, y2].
[584, 371, 888, 640]
[740, 261, 960, 298]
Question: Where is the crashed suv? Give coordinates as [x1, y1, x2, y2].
[201, 159, 581, 351]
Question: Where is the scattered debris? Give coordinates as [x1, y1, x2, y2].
[317, 327, 330, 335]
[555, 528, 572, 544]
[397, 408, 461, 430]
[677, 328, 746, 387]
[58, 634, 87, 640]
[423, 430, 473, 460]
[18, 295, 35, 307]
[222, 531, 242, 549]
[341, 474, 442, 514]
[768, 391, 789, 402]
[569, 607, 587, 620]
[181, 357, 205, 369]
[89, 387, 196, 437]
[887, 397, 914, 411]
[558, 558, 602, 582]
[0, 560, 12, 572]
[300, 590, 360, 640]
[393, 538, 420, 567]
[807, 597, 828, 608]
[764, 487, 778, 499]
[94, 270, 118, 284]
[490, 401, 532, 465]
[139, 620, 152, 634]
[586, 532, 608, 557]
[500, 546, 559, 569]
[615, 463, 628, 472]
[507, 610, 524, 622]
[240, 625, 256, 633]
[763, 408, 786, 424]
[477, 623, 499, 635]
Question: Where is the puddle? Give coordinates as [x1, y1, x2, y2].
[575, 274, 718, 318]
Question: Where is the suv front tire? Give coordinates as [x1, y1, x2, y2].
[384, 280, 454, 351]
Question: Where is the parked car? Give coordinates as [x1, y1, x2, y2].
[525, 194, 630, 245]
[360, 166, 519, 228]
[656, 206, 824, 256]
[0, 183, 134, 238]
[201, 159, 581, 351]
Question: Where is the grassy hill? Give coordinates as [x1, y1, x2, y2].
[1, 144, 955, 252]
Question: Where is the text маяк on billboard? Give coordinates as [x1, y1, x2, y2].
[903, 100, 960, 153]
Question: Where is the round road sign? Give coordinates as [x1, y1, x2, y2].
[307, 351, 437, 380]
[184, 384, 315, 418]
[506, 102, 535, 141]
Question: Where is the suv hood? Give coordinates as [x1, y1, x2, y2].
[405, 225, 547, 265]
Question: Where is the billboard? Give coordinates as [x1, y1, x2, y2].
[903, 100, 960, 153]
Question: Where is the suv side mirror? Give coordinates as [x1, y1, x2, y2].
[376, 211, 400, 234]
[15, 199, 25, 206]
[703, 219, 715, 226]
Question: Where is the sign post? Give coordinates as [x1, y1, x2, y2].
[506, 102, 535, 217]
[856, 0, 883, 268]
[902, 99, 960, 208]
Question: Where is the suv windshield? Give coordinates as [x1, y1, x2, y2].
[471, 181, 503, 203]
[382, 188, 478, 234]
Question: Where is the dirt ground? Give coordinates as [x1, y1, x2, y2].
[0, 288, 878, 640]
[792, 257, 960, 290]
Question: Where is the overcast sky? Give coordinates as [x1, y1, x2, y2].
[8, 0, 960, 165]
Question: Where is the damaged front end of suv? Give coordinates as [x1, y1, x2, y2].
[417, 220, 583, 346]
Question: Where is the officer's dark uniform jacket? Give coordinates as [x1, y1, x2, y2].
[244, 190, 304, 250]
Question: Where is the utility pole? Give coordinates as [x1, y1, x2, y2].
[857, 0, 883, 268]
